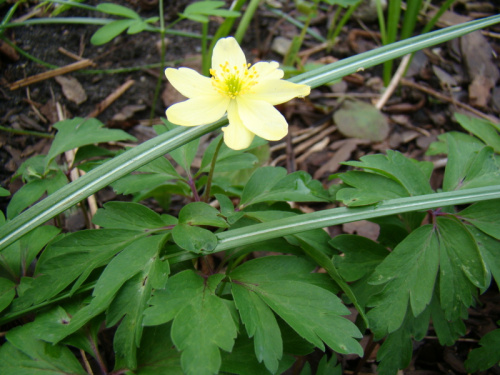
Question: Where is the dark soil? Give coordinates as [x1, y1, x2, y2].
[1, 0, 500, 374]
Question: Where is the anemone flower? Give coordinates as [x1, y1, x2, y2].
[165, 37, 311, 150]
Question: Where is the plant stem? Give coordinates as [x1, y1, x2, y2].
[202, 136, 224, 202]
[149, 0, 166, 123]
[234, 0, 261, 43]
[0, 125, 54, 138]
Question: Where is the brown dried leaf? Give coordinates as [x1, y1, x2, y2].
[54, 75, 87, 105]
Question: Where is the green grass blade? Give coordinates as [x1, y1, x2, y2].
[215, 186, 500, 251]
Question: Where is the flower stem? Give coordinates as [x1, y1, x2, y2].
[202, 136, 224, 202]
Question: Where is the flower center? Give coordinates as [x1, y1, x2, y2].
[210, 62, 259, 99]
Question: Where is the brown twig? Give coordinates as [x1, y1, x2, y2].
[87, 79, 135, 118]
[401, 78, 500, 123]
[9, 59, 94, 90]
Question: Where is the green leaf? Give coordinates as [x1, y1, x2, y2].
[91, 19, 136, 45]
[429, 292, 465, 346]
[157, 121, 200, 174]
[46, 118, 136, 167]
[0, 225, 60, 280]
[178, 201, 228, 227]
[183, 1, 240, 20]
[437, 217, 487, 320]
[0, 325, 86, 375]
[469, 225, 500, 289]
[335, 170, 410, 206]
[13, 229, 145, 309]
[240, 167, 328, 207]
[367, 225, 439, 336]
[465, 326, 500, 372]
[127, 20, 148, 34]
[0, 277, 15, 313]
[107, 271, 153, 370]
[7, 171, 68, 219]
[172, 224, 218, 253]
[135, 324, 183, 374]
[232, 283, 282, 373]
[331, 235, 389, 282]
[459, 199, 500, 239]
[144, 270, 237, 375]
[230, 256, 363, 356]
[0, 186, 10, 196]
[455, 113, 500, 153]
[220, 335, 294, 375]
[443, 133, 500, 191]
[96, 3, 141, 19]
[341, 150, 434, 196]
[93, 201, 176, 230]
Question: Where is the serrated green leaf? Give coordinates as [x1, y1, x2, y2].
[429, 293, 465, 346]
[459, 199, 500, 239]
[47, 234, 165, 344]
[240, 167, 328, 207]
[220, 335, 295, 375]
[341, 150, 433, 196]
[232, 283, 282, 373]
[367, 225, 438, 336]
[92, 201, 176, 230]
[331, 234, 389, 282]
[443, 133, 500, 191]
[0, 325, 86, 375]
[46, 118, 135, 167]
[0, 225, 60, 280]
[13, 229, 145, 309]
[135, 324, 183, 374]
[7, 171, 68, 219]
[97, 3, 141, 19]
[0, 277, 15, 313]
[465, 327, 500, 371]
[437, 217, 487, 320]
[172, 224, 218, 253]
[178, 201, 228, 227]
[144, 270, 236, 375]
[468, 225, 500, 289]
[455, 113, 500, 153]
[230, 257, 363, 356]
[335, 170, 409, 206]
[107, 270, 153, 370]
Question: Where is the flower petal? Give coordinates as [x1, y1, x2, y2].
[252, 61, 283, 80]
[166, 96, 229, 126]
[165, 67, 214, 99]
[212, 37, 247, 72]
[236, 97, 288, 141]
[223, 101, 255, 150]
[246, 79, 311, 105]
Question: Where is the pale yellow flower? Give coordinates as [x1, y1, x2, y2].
[165, 37, 311, 150]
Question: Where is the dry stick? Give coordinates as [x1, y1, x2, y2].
[375, 54, 412, 110]
[58, 47, 84, 61]
[56, 103, 99, 229]
[9, 59, 94, 90]
[400, 78, 500, 123]
[86, 79, 135, 118]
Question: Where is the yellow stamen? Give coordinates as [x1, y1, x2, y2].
[211, 61, 259, 99]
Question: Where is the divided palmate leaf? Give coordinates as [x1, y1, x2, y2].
[443, 133, 500, 191]
[335, 151, 434, 206]
[143, 270, 237, 375]
[367, 225, 439, 336]
[46, 118, 136, 167]
[468, 225, 500, 289]
[240, 166, 328, 207]
[47, 234, 166, 344]
[465, 326, 500, 372]
[459, 199, 500, 239]
[0, 324, 86, 375]
[455, 113, 500, 153]
[92, 201, 177, 230]
[229, 256, 363, 357]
